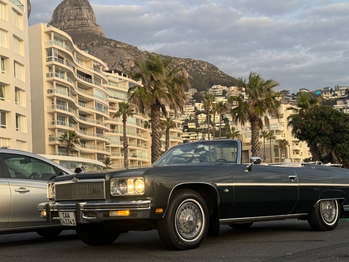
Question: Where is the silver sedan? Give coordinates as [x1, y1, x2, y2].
[0, 148, 74, 237]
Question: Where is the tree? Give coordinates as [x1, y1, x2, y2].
[211, 102, 218, 139]
[161, 117, 176, 151]
[278, 139, 289, 161]
[216, 101, 227, 138]
[114, 102, 134, 169]
[266, 132, 276, 163]
[288, 105, 349, 167]
[226, 126, 240, 139]
[203, 93, 215, 140]
[103, 156, 113, 169]
[260, 130, 269, 162]
[288, 92, 322, 160]
[59, 130, 80, 156]
[129, 54, 189, 163]
[192, 92, 204, 103]
[230, 72, 281, 157]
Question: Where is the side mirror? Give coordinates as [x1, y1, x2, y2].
[250, 156, 262, 164]
[245, 156, 262, 172]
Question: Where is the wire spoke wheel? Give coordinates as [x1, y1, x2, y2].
[308, 199, 339, 231]
[157, 189, 209, 250]
[319, 200, 338, 226]
[175, 199, 204, 242]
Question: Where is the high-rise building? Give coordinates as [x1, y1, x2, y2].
[29, 23, 111, 162]
[0, 0, 32, 150]
[105, 70, 151, 168]
[28, 23, 156, 170]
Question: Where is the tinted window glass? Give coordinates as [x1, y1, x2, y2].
[2, 154, 57, 180]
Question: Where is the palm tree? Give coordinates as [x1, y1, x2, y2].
[129, 54, 189, 163]
[260, 130, 269, 162]
[278, 139, 289, 161]
[114, 102, 134, 169]
[160, 117, 176, 151]
[103, 156, 113, 169]
[211, 102, 218, 139]
[227, 126, 241, 139]
[266, 131, 276, 163]
[59, 130, 80, 156]
[216, 101, 227, 138]
[203, 93, 215, 140]
[230, 72, 281, 157]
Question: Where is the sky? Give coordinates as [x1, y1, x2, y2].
[28, 0, 349, 94]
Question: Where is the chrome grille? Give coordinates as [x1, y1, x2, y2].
[55, 180, 105, 200]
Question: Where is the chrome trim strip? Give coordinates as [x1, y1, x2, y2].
[55, 178, 105, 185]
[219, 213, 308, 224]
[216, 182, 349, 187]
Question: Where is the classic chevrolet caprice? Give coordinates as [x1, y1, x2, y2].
[38, 139, 349, 250]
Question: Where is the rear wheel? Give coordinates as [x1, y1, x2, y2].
[76, 223, 120, 246]
[307, 199, 339, 231]
[157, 189, 209, 250]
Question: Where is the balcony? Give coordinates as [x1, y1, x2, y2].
[10, 0, 23, 10]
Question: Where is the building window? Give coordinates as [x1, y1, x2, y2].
[0, 2, 7, 20]
[16, 114, 26, 132]
[15, 87, 25, 106]
[1, 57, 6, 73]
[13, 36, 24, 55]
[0, 29, 8, 48]
[12, 9, 23, 29]
[14, 61, 24, 80]
[0, 138, 10, 148]
[0, 85, 5, 101]
[0, 111, 6, 128]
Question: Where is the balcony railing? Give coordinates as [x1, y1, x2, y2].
[10, 0, 23, 10]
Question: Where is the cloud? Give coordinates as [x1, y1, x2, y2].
[29, 0, 349, 93]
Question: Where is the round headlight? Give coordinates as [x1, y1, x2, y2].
[134, 178, 145, 194]
[118, 179, 127, 194]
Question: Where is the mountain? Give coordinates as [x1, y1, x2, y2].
[49, 0, 239, 91]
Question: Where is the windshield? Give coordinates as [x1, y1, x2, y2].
[154, 140, 240, 166]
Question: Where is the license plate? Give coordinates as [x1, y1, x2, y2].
[59, 212, 76, 226]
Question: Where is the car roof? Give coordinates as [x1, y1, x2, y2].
[0, 148, 74, 174]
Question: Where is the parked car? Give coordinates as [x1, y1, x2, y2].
[0, 148, 74, 237]
[38, 139, 349, 249]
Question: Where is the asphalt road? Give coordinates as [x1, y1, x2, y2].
[1, 219, 349, 262]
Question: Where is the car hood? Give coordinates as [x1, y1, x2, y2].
[54, 167, 153, 182]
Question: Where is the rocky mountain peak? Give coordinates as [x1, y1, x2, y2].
[49, 0, 238, 91]
[49, 0, 105, 38]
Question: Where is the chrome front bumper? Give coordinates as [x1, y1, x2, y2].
[38, 200, 152, 224]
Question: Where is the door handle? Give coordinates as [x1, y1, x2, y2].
[15, 187, 30, 193]
[288, 175, 297, 180]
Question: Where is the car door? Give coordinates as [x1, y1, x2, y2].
[1, 153, 59, 230]
[0, 165, 11, 229]
[229, 164, 299, 218]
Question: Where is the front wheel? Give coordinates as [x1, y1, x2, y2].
[76, 223, 120, 246]
[157, 189, 209, 250]
[307, 199, 339, 231]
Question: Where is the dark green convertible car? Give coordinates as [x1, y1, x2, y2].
[38, 139, 349, 250]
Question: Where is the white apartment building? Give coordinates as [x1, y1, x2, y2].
[29, 23, 111, 167]
[105, 71, 151, 168]
[28, 23, 184, 169]
[0, 0, 32, 150]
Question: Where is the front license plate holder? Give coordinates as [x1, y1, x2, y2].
[59, 212, 76, 226]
